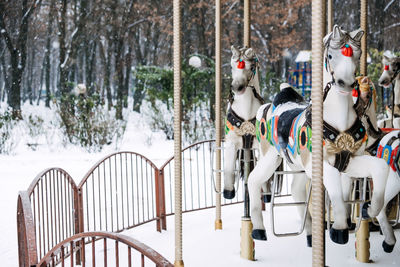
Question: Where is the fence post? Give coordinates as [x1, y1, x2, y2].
[155, 168, 162, 232]
[17, 191, 38, 267]
[159, 168, 167, 230]
[75, 188, 83, 264]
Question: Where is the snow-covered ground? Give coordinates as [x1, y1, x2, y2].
[0, 103, 399, 266]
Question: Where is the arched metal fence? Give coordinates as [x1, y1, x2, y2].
[37, 232, 173, 267]
[17, 140, 244, 266]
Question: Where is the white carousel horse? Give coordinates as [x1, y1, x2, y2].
[223, 46, 265, 199]
[356, 74, 400, 253]
[377, 54, 400, 128]
[248, 25, 389, 245]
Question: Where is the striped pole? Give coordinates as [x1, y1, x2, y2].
[173, 0, 184, 266]
[311, 0, 325, 266]
[356, 0, 371, 263]
[244, 0, 251, 47]
[215, 0, 223, 231]
[240, 0, 255, 261]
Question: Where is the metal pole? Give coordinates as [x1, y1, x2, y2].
[327, 0, 333, 33]
[215, 0, 223, 231]
[244, 0, 251, 47]
[311, 0, 325, 266]
[240, 0, 254, 261]
[356, 0, 370, 262]
[360, 0, 368, 75]
[173, 0, 184, 265]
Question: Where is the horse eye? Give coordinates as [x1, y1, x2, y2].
[328, 54, 332, 59]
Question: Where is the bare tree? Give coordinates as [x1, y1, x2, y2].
[0, 0, 43, 118]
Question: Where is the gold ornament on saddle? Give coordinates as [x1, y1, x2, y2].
[234, 121, 256, 136]
[325, 131, 364, 155]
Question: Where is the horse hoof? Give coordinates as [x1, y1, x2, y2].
[252, 229, 267, 241]
[362, 202, 370, 219]
[347, 218, 356, 231]
[223, 189, 235, 199]
[263, 194, 271, 203]
[307, 235, 312, 247]
[382, 241, 395, 253]
[329, 228, 349, 244]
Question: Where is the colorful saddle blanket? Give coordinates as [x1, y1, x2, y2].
[375, 131, 400, 177]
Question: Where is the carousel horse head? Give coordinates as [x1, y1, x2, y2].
[378, 54, 400, 88]
[323, 25, 364, 91]
[230, 45, 259, 95]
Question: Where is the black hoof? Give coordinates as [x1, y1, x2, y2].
[329, 228, 349, 244]
[382, 241, 395, 253]
[347, 218, 356, 231]
[263, 194, 271, 203]
[223, 189, 235, 199]
[362, 202, 370, 219]
[252, 229, 267, 241]
[307, 235, 312, 247]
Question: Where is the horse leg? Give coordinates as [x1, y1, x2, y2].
[393, 118, 400, 129]
[223, 138, 239, 199]
[291, 172, 312, 247]
[248, 149, 281, 240]
[345, 155, 389, 218]
[323, 162, 349, 244]
[376, 171, 400, 253]
[261, 181, 271, 203]
[341, 174, 354, 229]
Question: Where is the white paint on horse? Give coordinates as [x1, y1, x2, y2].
[271, 102, 307, 118]
[358, 68, 400, 251]
[248, 26, 390, 244]
[223, 46, 263, 195]
[378, 54, 400, 128]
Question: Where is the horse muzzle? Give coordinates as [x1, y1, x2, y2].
[378, 77, 391, 88]
[231, 82, 246, 95]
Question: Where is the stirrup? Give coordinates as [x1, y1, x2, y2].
[270, 169, 310, 237]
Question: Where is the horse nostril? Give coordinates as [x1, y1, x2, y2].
[338, 79, 346, 87]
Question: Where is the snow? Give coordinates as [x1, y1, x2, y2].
[0, 103, 399, 266]
[295, 50, 311, 63]
[189, 56, 202, 68]
[52, 41, 60, 49]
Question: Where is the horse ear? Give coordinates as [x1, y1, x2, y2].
[332, 25, 342, 39]
[350, 29, 364, 42]
[323, 32, 333, 46]
[231, 45, 240, 56]
[383, 55, 390, 64]
[244, 48, 255, 59]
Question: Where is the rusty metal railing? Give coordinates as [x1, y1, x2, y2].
[26, 168, 79, 262]
[17, 140, 244, 266]
[17, 191, 38, 267]
[159, 140, 243, 228]
[78, 152, 162, 234]
[36, 231, 173, 267]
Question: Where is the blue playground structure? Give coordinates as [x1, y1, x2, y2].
[287, 51, 312, 99]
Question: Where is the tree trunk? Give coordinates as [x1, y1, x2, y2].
[44, 8, 52, 107]
[59, 0, 68, 95]
[124, 45, 132, 108]
[103, 40, 113, 110]
[114, 36, 124, 120]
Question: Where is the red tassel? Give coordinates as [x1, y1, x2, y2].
[384, 65, 389, 71]
[341, 44, 353, 57]
[237, 60, 245, 69]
